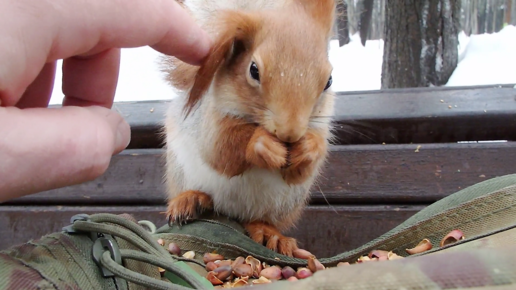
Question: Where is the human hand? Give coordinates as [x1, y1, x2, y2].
[0, 0, 211, 202]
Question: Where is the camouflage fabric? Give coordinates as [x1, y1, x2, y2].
[2, 174, 516, 289]
[0, 213, 197, 290]
[0, 233, 122, 290]
[252, 242, 516, 290]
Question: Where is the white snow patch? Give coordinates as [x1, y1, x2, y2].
[49, 46, 177, 105]
[328, 34, 384, 92]
[48, 26, 516, 104]
[446, 25, 516, 87]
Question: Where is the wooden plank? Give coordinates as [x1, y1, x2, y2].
[332, 85, 516, 144]
[103, 85, 516, 148]
[7, 142, 516, 205]
[0, 205, 423, 258]
[315, 141, 516, 204]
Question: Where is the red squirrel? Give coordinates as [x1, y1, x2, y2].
[162, 0, 336, 257]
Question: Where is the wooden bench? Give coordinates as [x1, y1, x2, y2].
[2, 84, 515, 258]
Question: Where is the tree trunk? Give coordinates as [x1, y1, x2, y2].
[495, 0, 505, 32]
[336, 0, 350, 47]
[506, 0, 513, 24]
[381, 0, 461, 89]
[512, 0, 516, 25]
[346, 0, 358, 35]
[358, 0, 374, 46]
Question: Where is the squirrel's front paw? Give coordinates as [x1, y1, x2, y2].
[281, 131, 326, 185]
[246, 127, 287, 170]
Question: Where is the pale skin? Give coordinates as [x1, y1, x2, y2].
[0, 0, 211, 202]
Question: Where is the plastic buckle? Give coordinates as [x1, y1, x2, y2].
[62, 214, 91, 234]
[92, 235, 123, 278]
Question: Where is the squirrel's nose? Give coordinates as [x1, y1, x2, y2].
[276, 128, 304, 143]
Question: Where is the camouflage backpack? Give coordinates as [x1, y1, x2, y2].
[2, 173, 516, 289]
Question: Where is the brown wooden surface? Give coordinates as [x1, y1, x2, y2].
[332, 85, 516, 144]
[6, 141, 516, 205]
[0, 205, 423, 257]
[103, 85, 516, 149]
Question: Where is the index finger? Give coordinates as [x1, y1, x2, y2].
[0, 0, 210, 105]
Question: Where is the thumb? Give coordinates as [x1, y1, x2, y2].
[0, 105, 130, 202]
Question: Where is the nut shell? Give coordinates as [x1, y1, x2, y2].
[206, 272, 223, 285]
[203, 253, 225, 263]
[252, 276, 272, 284]
[205, 262, 219, 272]
[281, 266, 296, 279]
[213, 265, 232, 281]
[292, 249, 313, 259]
[406, 239, 433, 255]
[440, 229, 465, 247]
[245, 256, 262, 278]
[182, 251, 195, 259]
[307, 255, 325, 272]
[167, 243, 181, 256]
[233, 264, 253, 278]
[260, 266, 282, 280]
[296, 267, 313, 279]
[368, 250, 389, 259]
[231, 256, 245, 269]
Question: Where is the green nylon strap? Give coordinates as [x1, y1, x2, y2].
[99, 250, 211, 290]
[90, 214, 169, 257]
[70, 214, 213, 290]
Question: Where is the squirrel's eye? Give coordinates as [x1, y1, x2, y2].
[250, 62, 260, 82]
[324, 75, 332, 91]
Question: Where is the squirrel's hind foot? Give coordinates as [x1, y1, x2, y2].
[244, 221, 299, 257]
[166, 190, 213, 226]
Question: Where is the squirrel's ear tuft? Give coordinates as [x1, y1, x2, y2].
[293, 0, 336, 37]
[183, 11, 260, 117]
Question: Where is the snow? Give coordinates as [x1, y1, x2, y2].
[49, 47, 177, 105]
[447, 25, 516, 87]
[327, 33, 384, 92]
[49, 25, 516, 105]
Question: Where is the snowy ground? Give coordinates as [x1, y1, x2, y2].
[49, 25, 516, 105]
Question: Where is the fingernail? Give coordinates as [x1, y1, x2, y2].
[115, 119, 131, 153]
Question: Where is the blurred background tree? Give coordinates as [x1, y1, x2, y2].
[334, 0, 515, 89]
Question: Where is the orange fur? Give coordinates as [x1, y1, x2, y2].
[281, 129, 328, 185]
[246, 126, 288, 170]
[184, 11, 261, 116]
[208, 116, 257, 177]
[294, 0, 336, 36]
[166, 60, 198, 91]
[166, 190, 214, 225]
[245, 221, 298, 257]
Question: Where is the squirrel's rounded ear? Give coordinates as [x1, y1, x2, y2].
[183, 11, 259, 117]
[294, 0, 336, 34]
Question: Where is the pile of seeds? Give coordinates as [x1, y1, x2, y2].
[156, 229, 465, 288]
